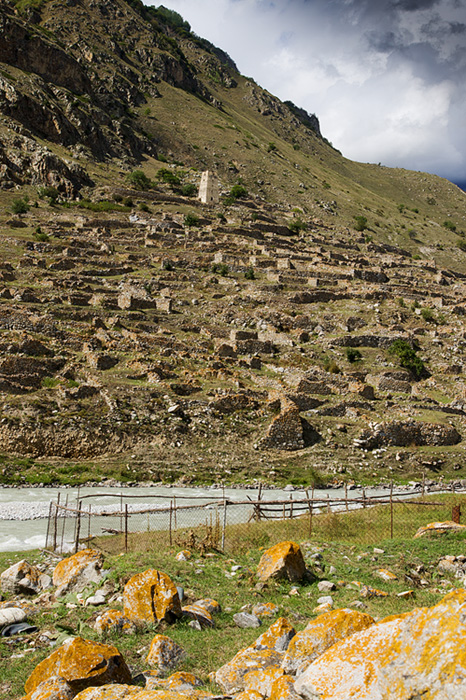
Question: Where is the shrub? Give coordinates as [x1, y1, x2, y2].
[38, 186, 60, 204]
[126, 170, 152, 190]
[388, 339, 427, 380]
[267, 142, 277, 152]
[244, 267, 255, 280]
[323, 356, 341, 374]
[211, 263, 229, 276]
[139, 203, 150, 212]
[11, 198, 29, 214]
[182, 183, 197, 197]
[353, 215, 367, 231]
[457, 239, 466, 252]
[346, 347, 362, 363]
[420, 307, 435, 323]
[156, 168, 181, 186]
[443, 220, 457, 232]
[288, 218, 305, 234]
[229, 184, 248, 200]
[184, 213, 200, 227]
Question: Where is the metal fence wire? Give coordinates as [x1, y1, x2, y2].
[44, 485, 466, 555]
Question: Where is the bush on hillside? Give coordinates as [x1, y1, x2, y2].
[388, 339, 427, 380]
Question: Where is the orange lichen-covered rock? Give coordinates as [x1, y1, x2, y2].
[215, 648, 283, 694]
[74, 688, 210, 700]
[73, 687, 141, 700]
[235, 692, 263, 700]
[181, 604, 214, 628]
[52, 550, 103, 597]
[252, 617, 296, 653]
[149, 673, 203, 691]
[414, 521, 466, 538]
[269, 675, 301, 700]
[94, 610, 136, 636]
[295, 589, 466, 699]
[257, 542, 306, 583]
[243, 667, 285, 698]
[146, 634, 186, 675]
[123, 569, 182, 624]
[193, 599, 221, 615]
[24, 637, 132, 695]
[252, 602, 279, 620]
[1, 559, 51, 595]
[282, 608, 375, 676]
[22, 676, 74, 700]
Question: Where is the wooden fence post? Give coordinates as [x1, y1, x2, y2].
[169, 501, 173, 546]
[345, 481, 348, 512]
[74, 500, 82, 553]
[125, 504, 129, 552]
[390, 482, 394, 539]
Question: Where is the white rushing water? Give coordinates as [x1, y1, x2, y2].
[0, 483, 402, 552]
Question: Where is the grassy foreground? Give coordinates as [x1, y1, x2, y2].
[1, 496, 466, 700]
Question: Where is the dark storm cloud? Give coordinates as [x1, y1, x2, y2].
[146, 0, 466, 182]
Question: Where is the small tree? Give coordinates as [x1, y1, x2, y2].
[182, 183, 197, 197]
[126, 170, 152, 191]
[388, 339, 428, 380]
[230, 184, 248, 200]
[184, 213, 199, 227]
[11, 198, 29, 214]
[353, 215, 367, 231]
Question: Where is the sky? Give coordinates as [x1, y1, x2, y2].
[145, 0, 466, 186]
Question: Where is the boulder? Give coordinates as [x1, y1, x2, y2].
[253, 618, 296, 653]
[215, 648, 283, 694]
[243, 667, 285, 698]
[73, 687, 141, 700]
[257, 542, 307, 583]
[1, 560, 51, 595]
[269, 675, 301, 700]
[22, 676, 74, 700]
[294, 589, 466, 699]
[193, 599, 221, 615]
[94, 610, 136, 636]
[252, 602, 279, 620]
[414, 521, 466, 538]
[182, 604, 214, 628]
[282, 608, 375, 676]
[123, 569, 182, 624]
[24, 637, 132, 695]
[0, 605, 27, 627]
[145, 634, 186, 675]
[234, 612, 261, 629]
[52, 550, 103, 597]
[146, 671, 203, 692]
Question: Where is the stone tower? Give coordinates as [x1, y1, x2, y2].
[198, 170, 219, 204]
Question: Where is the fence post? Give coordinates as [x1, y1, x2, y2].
[53, 497, 59, 551]
[452, 504, 461, 524]
[221, 485, 227, 552]
[173, 495, 177, 530]
[60, 494, 68, 553]
[422, 470, 426, 497]
[390, 482, 394, 539]
[125, 504, 129, 552]
[345, 481, 348, 512]
[305, 489, 313, 538]
[45, 501, 52, 550]
[362, 488, 366, 508]
[290, 494, 293, 519]
[74, 500, 82, 553]
[169, 501, 173, 547]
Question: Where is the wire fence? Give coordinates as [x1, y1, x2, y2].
[44, 485, 466, 555]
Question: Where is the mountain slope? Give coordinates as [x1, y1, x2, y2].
[0, 0, 465, 487]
